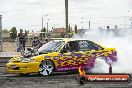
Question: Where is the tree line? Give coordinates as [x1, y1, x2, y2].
[2, 24, 78, 39]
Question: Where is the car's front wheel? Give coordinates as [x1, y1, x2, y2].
[39, 60, 54, 76]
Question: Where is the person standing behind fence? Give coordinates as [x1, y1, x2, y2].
[18, 29, 27, 51]
[32, 35, 40, 48]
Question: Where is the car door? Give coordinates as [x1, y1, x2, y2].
[58, 41, 79, 71]
[77, 40, 92, 68]
[77, 40, 105, 69]
[87, 41, 105, 58]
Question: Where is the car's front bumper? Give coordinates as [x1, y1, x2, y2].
[6, 62, 40, 74]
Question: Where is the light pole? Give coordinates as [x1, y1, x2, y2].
[42, 15, 49, 38]
[42, 17, 44, 30]
[65, 0, 68, 34]
[81, 17, 84, 29]
[47, 18, 50, 32]
[80, 22, 83, 29]
[0, 15, 3, 51]
[88, 21, 91, 29]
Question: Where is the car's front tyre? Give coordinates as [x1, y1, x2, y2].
[39, 60, 54, 76]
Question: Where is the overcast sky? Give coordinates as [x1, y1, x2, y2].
[0, 0, 132, 31]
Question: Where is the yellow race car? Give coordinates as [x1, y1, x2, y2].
[6, 38, 117, 75]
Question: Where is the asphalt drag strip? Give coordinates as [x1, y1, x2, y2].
[0, 67, 132, 88]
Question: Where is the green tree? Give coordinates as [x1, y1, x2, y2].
[74, 25, 78, 33]
[40, 27, 46, 39]
[10, 27, 17, 39]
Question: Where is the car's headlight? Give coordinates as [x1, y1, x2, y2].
[22, 58, 36, 63]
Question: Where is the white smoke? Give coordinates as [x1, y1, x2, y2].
[73, 28, 132, 73]
[91, 59, 109, 73]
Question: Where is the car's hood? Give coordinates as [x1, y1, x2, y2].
[34, 52, 60, 62]
[9, 56, 23, 63]
[9, 52, 54, 63]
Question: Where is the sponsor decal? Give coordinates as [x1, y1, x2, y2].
[76, 66, 131, 85]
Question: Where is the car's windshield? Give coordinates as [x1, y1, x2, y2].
[37, 40, 65, 53]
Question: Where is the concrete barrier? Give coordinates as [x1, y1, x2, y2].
[0, 52, 21, 57]
[0, 52, 21, 67]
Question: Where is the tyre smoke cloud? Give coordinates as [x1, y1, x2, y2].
[73, 28, 132, 73]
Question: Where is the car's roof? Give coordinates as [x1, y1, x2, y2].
[50, 38, 90, 42]
[50, 38, 105, 48]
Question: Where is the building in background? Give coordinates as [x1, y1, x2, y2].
[51, 28, 66, 38]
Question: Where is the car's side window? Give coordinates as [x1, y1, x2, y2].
[88, 41, 104, 50]
[61, 43, 70, 52]
[61, 41, 79, 53]
[79, 40, 90, 51]
[78, 40, 103, 51]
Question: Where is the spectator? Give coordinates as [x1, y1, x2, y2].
[32, 35, 40, 48]
[43, 39, 49, 44]
[115, 25, 118, 29]
[106, 26, 110, 32]
[45, 39, 48, 43]
[18, 29, 27, 51]
[107, 26, 110, 29]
